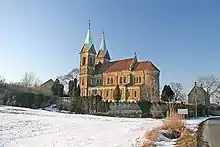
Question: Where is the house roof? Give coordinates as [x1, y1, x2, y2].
[41, 79, 54, 86]
[188, 83, 207, 97]
[95, 58, 159, 73]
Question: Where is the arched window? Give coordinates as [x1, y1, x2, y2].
[107, 78, 110, 84]
[133, 77, 135, 84]
[139, 77, 141, 83]
[120, 77, 123, 83]
[111, 78, 113, 84]
[134, 91, 137, 97]
[124, 77, 127, 83]
[106, 90, 109, 97]
[99, 79, 102, 85]
[82, 57, 86, 66]
[136, 77, 138, 83]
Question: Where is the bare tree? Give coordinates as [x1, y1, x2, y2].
[141, 84, 160, 101]
[197, 74, 220, 99]
[66, 68, 80, 82]
[21, 72, 41, 88]
[58, 68, 79, 93]
[33, 76, 42, 88]
[0, 76, 5, 84]
[170, 82, 186, 101]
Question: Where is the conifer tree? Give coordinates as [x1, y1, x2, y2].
[113, 84, 121, 102]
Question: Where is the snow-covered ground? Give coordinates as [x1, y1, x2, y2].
[0, 106, 162, 147]
[1, 105, 218, 147]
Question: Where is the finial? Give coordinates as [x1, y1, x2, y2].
[195, 82, 197, 86]
[134, 52, 137, 56]
[102, 30, 105, 38]
[88, 20, 91, 29]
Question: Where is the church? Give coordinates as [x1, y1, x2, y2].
[79, 22, 160, 102]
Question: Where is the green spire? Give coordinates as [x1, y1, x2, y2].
[100, 31, 107, 54]
[84, 20, 92, 49]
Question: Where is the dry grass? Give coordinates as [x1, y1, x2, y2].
[140, 110, 197, 147]
[178, 128, 197, 147]
[141, 128, 158, 147]
[161, 110, 184, 131]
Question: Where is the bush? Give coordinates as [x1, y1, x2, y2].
[137, 100, 152, 117]
[4, 91, 54, 109]
[57, 103, 64, 110]
[141, 128, 158, 147]
[162, 110, 183, 131]
[178, 128, 197, 147]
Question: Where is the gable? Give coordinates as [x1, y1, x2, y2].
[88, 44, 96, 54]
[97, 50, 104, 58]
[41, 79, 54, 87]
[104, 50, 111, 60]
[80, 44, 88, 53]
[80, 44, 96, 54]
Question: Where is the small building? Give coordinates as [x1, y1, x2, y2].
[188, 82, 210, 116]
[41, 79, 54, 95]
[188, 82, 209, 106]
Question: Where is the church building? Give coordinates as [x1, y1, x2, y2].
[79, 22, 160, 102]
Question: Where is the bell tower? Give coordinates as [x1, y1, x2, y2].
[79, 21, 96, 96]
[96, 31, 111, 64]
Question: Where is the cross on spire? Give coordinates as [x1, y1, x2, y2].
[88, 20, 91, 29]
[102, 30, 105, 38]
[84, 20, 92, 48]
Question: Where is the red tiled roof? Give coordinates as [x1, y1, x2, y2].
[134, 61, 152, 71]
[104, 58, 133, 73]
[95, 58, 159, 73]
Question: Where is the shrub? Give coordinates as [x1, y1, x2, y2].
[57, 103, 64, 110]
[137, 100, 152, 117]
[178, 128, 197, 147]
[113, 85, 121, 101]
[162, 110, 183, 131]
[141, 128, 158, 147]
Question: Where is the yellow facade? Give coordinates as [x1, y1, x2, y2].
[79, 25, 160, 102]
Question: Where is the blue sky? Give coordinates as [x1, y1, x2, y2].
[0, 0, 220, 93]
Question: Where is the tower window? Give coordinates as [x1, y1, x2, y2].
[97, 79, 99, 85]
[124, 77, 127, 83]
[134, 91, 137, 97]
[82, 79, 84, 85]
[111, 78, 113, 84]
[89, 57, 93, 66]
[82, 57, 86, 66]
